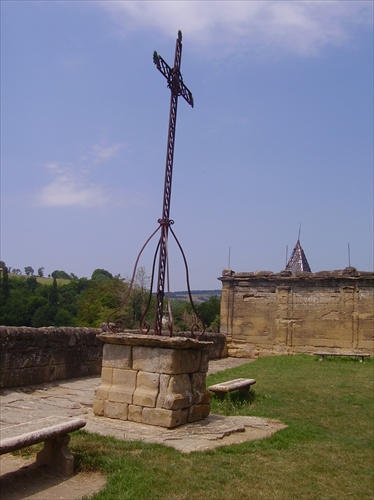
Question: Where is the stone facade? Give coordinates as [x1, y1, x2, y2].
[0, 326, 103, 389]
[219, 268, 373, 357]
[93, 333, 212, 428]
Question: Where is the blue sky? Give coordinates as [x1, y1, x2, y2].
[1, 1, 373, 290]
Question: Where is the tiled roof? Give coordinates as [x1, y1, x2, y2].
[286, 240, 311, 273]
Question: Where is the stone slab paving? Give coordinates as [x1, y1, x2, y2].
[0, 357, 286, 453]
[83, 412, 286, 453]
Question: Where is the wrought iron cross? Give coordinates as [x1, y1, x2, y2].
[153, 31, 194, 335]
[107, 31, 203, 337]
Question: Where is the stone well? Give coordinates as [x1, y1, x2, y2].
[93, 333, 212, 429]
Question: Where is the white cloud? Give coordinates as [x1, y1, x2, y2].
[39, 175, 108, 207]
[36, 142, 149, 209]
[38, 161, 109, 207]
[96, 0, 372, 57]
[90, 143, 123, 164]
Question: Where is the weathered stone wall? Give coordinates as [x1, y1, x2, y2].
[219, 268, 374, 357]
[0, 326, 226, 390]
[0, 326, 103, 389]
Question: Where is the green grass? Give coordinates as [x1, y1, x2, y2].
[23, 355, 374, 499]
[8, 274, 71, 285]
[75, 355, 373, 499]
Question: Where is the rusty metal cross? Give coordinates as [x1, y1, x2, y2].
[152, 31, 194, 335]
[107, 31, 203, 337]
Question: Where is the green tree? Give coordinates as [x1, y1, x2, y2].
[27, 293, 48, 319]
[31, 304, 56, 327]
[24, 266, 34, 276]
[77, 278, 127, 327]
[51, 270, 71, 280]
[49, 278, 59, 306]
[0, 261, 10, 305]
[135, 266, 150, 291]
[0, 270, 82, 327]
[198, 295, 221, 331]
[37, 267, 45, 277]
[26, 276, 38, 293]
[57, 280, 84, 318]
[126, 268, 151, 327]
[91, 269, 113, 282]
[0, 289, 32, 325]
[54, 308, 76, 327]
[171, 300, 191, 331]
[129, 286, 146, 326]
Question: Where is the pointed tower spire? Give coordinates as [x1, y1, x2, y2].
[285, 238, 311, 274]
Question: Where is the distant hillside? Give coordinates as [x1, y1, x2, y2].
[8, 274, 71, 286]
[169, 289, 221, 303]
[7, 273, 221, 302]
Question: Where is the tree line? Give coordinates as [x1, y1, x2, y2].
[0, 262, 220, 331]
[5, 265, 80, 279]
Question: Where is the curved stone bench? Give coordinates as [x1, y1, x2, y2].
[0, 415, 86, 477]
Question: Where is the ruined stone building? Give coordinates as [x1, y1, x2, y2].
[219, 240, 373, 357]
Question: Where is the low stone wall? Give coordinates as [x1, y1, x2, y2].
[0, 326, 103, 389]
[0, 327, 227, 390]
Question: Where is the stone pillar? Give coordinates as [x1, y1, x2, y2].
[93, 333, 212, 429]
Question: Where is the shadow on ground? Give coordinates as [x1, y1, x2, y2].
[0, 454, 105, 500]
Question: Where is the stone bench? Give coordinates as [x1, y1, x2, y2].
[208, 378, 256, 398]
[314, 352, 370, 363]
[0, 415, 86, 477]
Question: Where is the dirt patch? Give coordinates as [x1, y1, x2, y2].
[0, 454, 106, 500]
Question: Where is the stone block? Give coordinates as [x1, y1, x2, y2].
[92, 398, 105, 416]
[179, 350, 202, 373]
[199, 350, 209, 373]
[108, 388, 132, 404]
[157, 374, 192, 410]
[128, 405, 143, 423]
[132, 347, 170, 373]
[133, 371, 160, 407]
[188, 404, 210, 422]
[156, 374, 171, 408]
[104, 400, 128, 420]
[142, 407, 188, 429]
[201, 332, 227, 359]
[109, 369, 137, 404]
[132, 347, 201, 374]
[112, 368, 137, 387]
[53, 364, 68, 381]
[94, 386, 110, 401]
[102, 344, 132, 369]
[201, 403, 211, 419]
[101, 366, 113, 385]
[49, 350, 69, 366]
[190, 372, 211, 405]
[232, 325, 243, 336]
